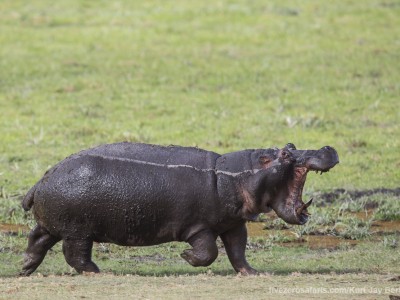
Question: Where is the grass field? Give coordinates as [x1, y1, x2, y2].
[0, 0, 399, 299]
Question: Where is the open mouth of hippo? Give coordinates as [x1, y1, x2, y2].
[270, 145, 339, 225]
[289, 167, 329, 225]
[290, 166, 311, 224]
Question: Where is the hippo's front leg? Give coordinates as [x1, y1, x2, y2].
[220, 222, 257, 275]
[181, 230, 218, 267]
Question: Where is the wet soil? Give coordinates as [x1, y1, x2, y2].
[0, 224, 29, 235]
[247, 204, 400, 250]
[304, 235, 358, 250]
[246, 222, 361, 250]
[316, 187, 400, 205]
[372, 220, 400, 234]
[246, 219, 400, 250]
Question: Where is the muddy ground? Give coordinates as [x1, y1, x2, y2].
[315, 188, 400, 205]
[244, 188, 400, 249]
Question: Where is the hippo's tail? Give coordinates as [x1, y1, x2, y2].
[22, 182, 39, 211]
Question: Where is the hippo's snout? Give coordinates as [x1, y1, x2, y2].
[305, 146, 339, 172]
[291, 146, 339, 172]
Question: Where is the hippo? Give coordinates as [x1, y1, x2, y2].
[20, 142, 339, 276]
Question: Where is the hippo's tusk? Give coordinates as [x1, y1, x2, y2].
[296, 198, 313, 216]
[304, 198, 313, 208]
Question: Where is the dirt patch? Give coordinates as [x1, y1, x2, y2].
[0, 224, 29, 236]
[316, 187, 400, 204]
[305, 235, 358, 250]
[247, 222, 359, 250]
[372, 220, 400, 234]
[247, 222, 268, 237]
[247, 205, 400, 250]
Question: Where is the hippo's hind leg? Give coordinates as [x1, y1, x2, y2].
[220, 222, 257, 275]
[62, 238, 100, 274]
[181, 230, 218, 267]
[20, 225, 61, 276]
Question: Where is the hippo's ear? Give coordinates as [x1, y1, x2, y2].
[259, 156, 271, 165]
[285, 143, 296, 151]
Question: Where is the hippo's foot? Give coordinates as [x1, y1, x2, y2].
[181, 230, 218, 267]
[181, 248, 218, 267]
[181, 250, 201, 266]
[62, 239, 100, 274]
[20, 225, 61, 276]
[220, 222, 258, 275]
[238, 266, 258, 276]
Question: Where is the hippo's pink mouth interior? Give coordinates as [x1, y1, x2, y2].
[289, 167, 312, 224]
[287, 165, 334, 224]
[270, 166, 330, 225]
[267, 145, 339, 225]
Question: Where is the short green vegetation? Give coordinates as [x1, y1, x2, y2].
[0, 0, 399, 298]
[0, 0, 399, 194]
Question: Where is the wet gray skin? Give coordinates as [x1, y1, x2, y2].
[20, 142, 338, 276]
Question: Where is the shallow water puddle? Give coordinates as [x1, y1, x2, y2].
[246, 222, 356, 250]
[304, 235, 358, 250]
[246, 217, 400, 250]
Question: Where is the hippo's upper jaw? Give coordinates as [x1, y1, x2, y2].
[288, 144, 340, 173]
[269, 144, 339, 225]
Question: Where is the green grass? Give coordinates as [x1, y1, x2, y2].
[266, 193, 400, 239]
[0, 0, 399, 194]
[374, 199, 400, 221]
[0, 1, 399, 297]
[1, 232, 399, 278]
[1, 273, 399, 300]
[332, 218, 372, 240]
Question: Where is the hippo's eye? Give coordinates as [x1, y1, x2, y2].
[281, 151, 289, 159]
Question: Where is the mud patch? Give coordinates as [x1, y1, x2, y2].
[0, 223, 29, 235]
[247, 222, 268, 237]
[247, 222, 359, 250]
[316, 187, 400, 204]
[247, 208, 400, 250]
[371, 220, 400, 235]
[305, 235, 358, 250]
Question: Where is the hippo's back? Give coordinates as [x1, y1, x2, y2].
[29, 143, 222, 244]
[77, 142, 220, 170]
